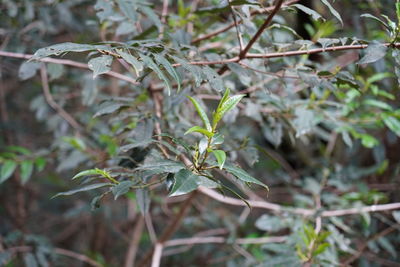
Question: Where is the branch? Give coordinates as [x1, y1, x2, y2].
[198, 186, 400, 217]
[0, 50, 138, 85]
[124, 216, 145, 267]
[164, 235, 287, 247]
[40, 64, 83, 133]
[239, 0, 285, 59]
[191, 0, 300, 44]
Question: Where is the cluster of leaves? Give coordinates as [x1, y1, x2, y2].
[2, 0, 400, 266]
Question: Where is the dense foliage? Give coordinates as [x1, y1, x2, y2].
[1, 0, 400, 266]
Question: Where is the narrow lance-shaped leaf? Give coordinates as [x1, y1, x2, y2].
[358, 43, 387, 65]
[112, 181, 135, 200]
[212, 150, 226, 169]
[185, 126, 214, 138]
[72, 168, 108, 180]
[224, 164, 268, 190]
[88, 55, 113, 78]
[153, 54, 181, 92]
[52, 183, 113, 198]
[117, 49, 143, 76]
[140, 53, 172, 95]
[293, 4, 324, 21]
[320, 0, 343, 26]
[187, 96, 212, 131]
[213, 94, 245, 129]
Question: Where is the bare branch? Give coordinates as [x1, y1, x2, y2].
[198, 186, 400, 217]
[124, 217, 145, 267]
[151, 243, 163, 267]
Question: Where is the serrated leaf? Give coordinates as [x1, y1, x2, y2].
[0, 160, 17, 183]
[154, 54, 181, 91]
[88, 55, 113, 78]
[52, 183, 112, 198]
[112, 181, 134, 200]
[320, 0, 343, 26]
[293, 4, 324, 21]
[169, 169, 200, 196]
[224, 164, 268, 190]
[117, 49, 143, 76]
[212, 150, 226, 169]
[185, 126, 214, 138]
[20, 160, 34, 184]
[358, 43, 387, 65]
[187, 96, 212, 131]
[140, 53, 172, 95]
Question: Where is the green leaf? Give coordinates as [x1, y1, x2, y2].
[361, 14, 390, 30]
[187, 96, 212, 131]
[20, 160, 34, 184]
[396, 1, 400, 23]
[185, 126, 214, 138]
[224, 164, 268, 190]
[72, 168, 105, 180]
[172, 56, 203, 86]
[320, 0, 343, 26]
[18, 61, 41, 80]
[169, 169, 200, 196]
[34, 157, 46, 172]
[52, 183, 113, 198]
[88, 55, 113, 78]
[0, 160, 17, 184]
[213, 94, 245, 128]
[112, 181, 134, 200]
[140, 53, 172, 95]
[136, 159, 185, 174]
[358, 43, 387, 65]
[293, 4, 324, 21]
[382, 114, 400, 136]
[94, 102, 130, 117]
[117, 49, 143, 76]
[32, 42, 105, 59]
[6, 146, 31, 155]
[360, 134, 379, 148]
[363, 99, 393, 111]
[212, 150, 226, 169]
[153, 53, 181, 92]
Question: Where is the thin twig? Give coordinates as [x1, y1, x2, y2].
[191, 0, 300, 44]
[0, 50, 138, 85]
[228, 0, 244, 52]
[40, 64, 83, 133]
[239, 0, 285, 59]
[124, 216, 145, 267]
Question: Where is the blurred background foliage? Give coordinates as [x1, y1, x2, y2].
[1, 0, 400, 266]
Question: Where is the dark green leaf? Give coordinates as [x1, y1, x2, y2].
[202, 66, 224, 92]
[140, 53, 172, 95]
[320, 0, 343, 26]
[154, 54, 181, 91]
[32, 42, 104, 59]
[358, 43, 387, 65]
[382, 114, 400, 136]
[52, 183, 113, 198]
[112, 181, 134, 199]
[293, 4, 324, 21]
[118, 49, 143, 76]
[224, 164, 268, 190]
[169, 169, 200, 196]
[136, 159, 185, 174]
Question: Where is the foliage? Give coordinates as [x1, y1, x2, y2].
[1, 0, 400, 266]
